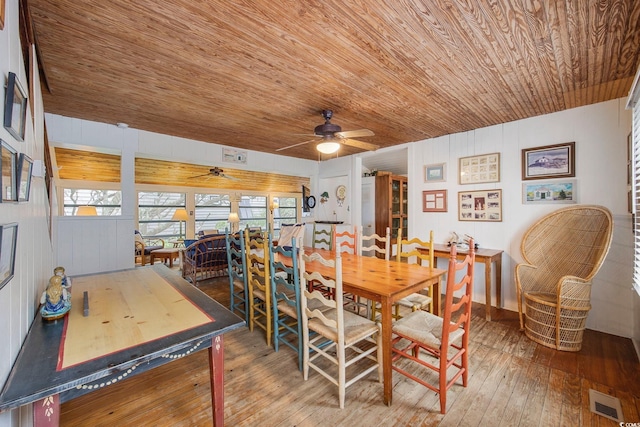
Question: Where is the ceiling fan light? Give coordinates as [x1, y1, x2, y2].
[316, 141, 340, 154]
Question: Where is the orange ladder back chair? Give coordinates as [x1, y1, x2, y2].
[391, 241, 475, 414]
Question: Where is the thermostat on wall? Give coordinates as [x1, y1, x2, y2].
[222, 148, 247, 164]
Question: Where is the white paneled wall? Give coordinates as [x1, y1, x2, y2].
[0, 1, 55, 425]
[411, 99, 633, 338]
[325, 98, 634, 338]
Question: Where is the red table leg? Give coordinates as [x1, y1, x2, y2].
[33, 394, 59, 426]
[209, 335, 224, 426]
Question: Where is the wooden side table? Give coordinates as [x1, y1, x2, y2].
[417, 243, 504, 321]
[150, 248, 180, 268]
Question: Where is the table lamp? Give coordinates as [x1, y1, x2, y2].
[228, 212, 240, 233]
[172, 208, 189, 240]
[76, 205, 97, 216]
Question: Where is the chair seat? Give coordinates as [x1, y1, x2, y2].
[308, 309, 380, 345]
[396, 293, 432, 309]
[232, 279, 245, 290]
[392, 310, 464, 349]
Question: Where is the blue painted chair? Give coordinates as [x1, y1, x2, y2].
[226, 229, 248, 325]
[269, 237, 303, 370]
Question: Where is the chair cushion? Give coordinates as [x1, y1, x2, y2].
[278, 223, 305, 248]
[392, 310, 464, 349]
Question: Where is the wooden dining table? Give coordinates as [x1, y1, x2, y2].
[277, 247, 447, 406]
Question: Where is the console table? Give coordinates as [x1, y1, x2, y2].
[417, 243, 504, 321]
[0, 266, 244, 426]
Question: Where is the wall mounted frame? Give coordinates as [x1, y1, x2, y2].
[0, 139, 17, 202]
[459, 153, 500, 184]
[424, 163, 446, 182]
[17, 153, 33, 202]
[423, 190, 447, 212]
[523, 179, 576, 204]
[458, 189, 502, 221]
[522, 141, 575, 180]
[0, 222, 18, 291]
[0, 0, 5, 30]
[3, 72, 28, 141]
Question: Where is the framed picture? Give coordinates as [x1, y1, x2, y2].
[0, 0, 5, 31]
[523, 179, 576, 204]
[423, 190, 447, 212]
[458, 189, 502, 222]
[522, 141, 575, 180]
[459, 153, 500, 184]
[16, 153, 33, 202]
[302, 185, 311, 212]
[0, 140, 17, 202]
[0, 222, 18, 291]
[424, 163, 446, 182]
[4, 72, 28, 141]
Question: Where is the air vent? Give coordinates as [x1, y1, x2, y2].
[589, 389, 623, 423]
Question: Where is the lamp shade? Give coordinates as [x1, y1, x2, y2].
[172, 208, 189, 221]
[76, 206, 97, 216]
[228, 212, 240, 223]
[316, 141, 340, 154]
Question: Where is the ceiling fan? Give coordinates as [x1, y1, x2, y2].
[277, 110, 379, 154]
[189, 167, 238, 180]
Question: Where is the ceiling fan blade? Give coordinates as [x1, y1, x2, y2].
[341, 138, 379, 151]
[276, 139, 316, 151]
[188, 172, 215, 179]
[335, 129, 374, 139]
[221, 173, 239, 181]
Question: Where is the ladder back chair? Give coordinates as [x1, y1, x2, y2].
[391, 240, 475, 414]
[334, 226, 368, 316]
[359, 226, 391, 260]
[269, 237, 304, 370]
[245, 230, 273, 347]
[312, 223, 334, 250]
[516, 205, 613, 351]
[299, 249, 382, 409]
[225, 229, 248, 325]
[371, 229, 434, 321]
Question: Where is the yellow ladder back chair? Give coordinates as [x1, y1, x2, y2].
[245, 230, 272, 347]
[371, 229, 434, 321]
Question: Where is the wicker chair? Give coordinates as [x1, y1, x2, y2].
[515, 205, 613, 351]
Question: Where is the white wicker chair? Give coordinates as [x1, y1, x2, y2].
[515, 205, 613, 351]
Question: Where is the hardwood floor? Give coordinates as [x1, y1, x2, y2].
[60, 272, 640, 426]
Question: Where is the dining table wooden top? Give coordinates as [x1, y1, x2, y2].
[275, 246, 447, 405]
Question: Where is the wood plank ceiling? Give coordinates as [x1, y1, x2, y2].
[29, 1, 640, 161]
[54, 147, 309, 192]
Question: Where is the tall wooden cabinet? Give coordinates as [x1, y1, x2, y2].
[374, 174, 408, 243]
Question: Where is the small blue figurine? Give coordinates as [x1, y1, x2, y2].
[40, 275, 71, 320]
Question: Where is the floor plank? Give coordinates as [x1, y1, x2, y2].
[59, 273, 640, 426]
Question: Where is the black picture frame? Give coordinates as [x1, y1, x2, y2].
[4, 72, 28, 141]
[0, 222, 18, 291]
[16, 153, 33, 202]
[302, 185, 311, 212]
[0, 139, 17, 202]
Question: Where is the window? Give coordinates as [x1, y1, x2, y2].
[195, 193, 231, 234]
[273, 196, 298, 237]
[63, 188, 122, 216]
[629, 67, 640, 296]
[239, 195, 267, 231]
[138, 191, 185, 239]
